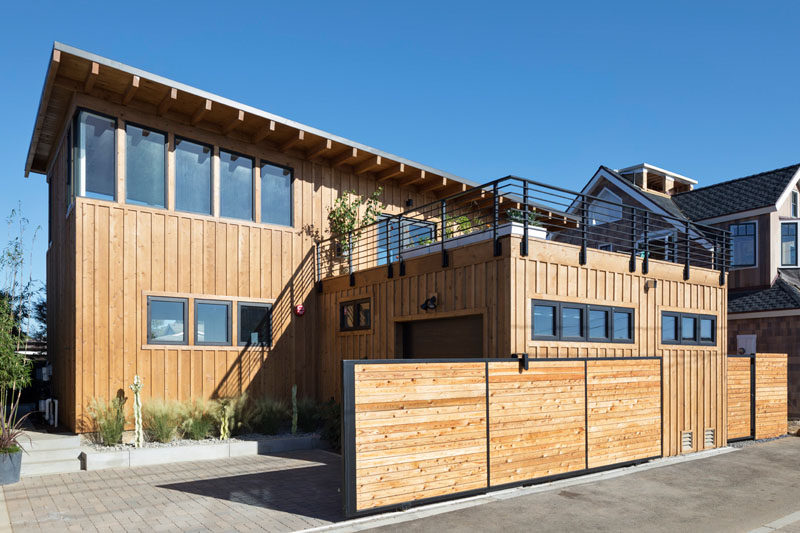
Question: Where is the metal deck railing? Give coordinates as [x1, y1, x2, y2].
[316, 175, 730, 286]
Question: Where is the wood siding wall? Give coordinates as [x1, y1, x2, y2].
[344, 358, 662, 517]
[754, 353, 788, 439]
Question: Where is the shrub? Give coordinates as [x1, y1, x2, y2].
[297, 397, 322, 433]
[180, 399, 215, 440]
[142, 400, 180, 443]
[320, 398, 341, 452]
[88, 396, 126, 445]
[251, 397, 289, 435]
[213, 394, 254, 438]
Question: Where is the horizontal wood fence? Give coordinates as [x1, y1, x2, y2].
[342, 357, 662, 517]
[726, 353, 788, 442]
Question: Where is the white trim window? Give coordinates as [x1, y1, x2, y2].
[781, 222, 798, 267]
[792, 191, 799, 218]
[729, 222, 757, 268]
[588, 188, 623, 226]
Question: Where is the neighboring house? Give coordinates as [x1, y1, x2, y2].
[577, 162, 800, 417]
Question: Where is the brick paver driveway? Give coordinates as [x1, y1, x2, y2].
[2, 449, 342, 532]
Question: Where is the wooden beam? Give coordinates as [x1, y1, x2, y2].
[418, 177, 448, 194]
[84, 62, 99, 93]
[307, 138, 333, 160]
[398, 169, 426, 187]
[191, 99, 212, 126]
[122, 75, 140, 105]
[332, 147, 358, 167]
[355, 155, 382, 175]
[223, 109, 245, 135]
[376, 163, 405, 183]
[252, 120, 276, 144]
[158, 88, 178, 116]
[279, 130, 304, 152]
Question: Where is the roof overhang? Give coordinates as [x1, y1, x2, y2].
[25, 42, 478, 196]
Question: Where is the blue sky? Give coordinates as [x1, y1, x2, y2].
[2, 1, 799, 287]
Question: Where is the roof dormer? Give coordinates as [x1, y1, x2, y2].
[616, 163, 697, 196]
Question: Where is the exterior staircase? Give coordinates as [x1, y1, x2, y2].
[20, 431, 82, 476]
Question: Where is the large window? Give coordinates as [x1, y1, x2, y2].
[74, 110, 116, 201]
[126, 123, 166, 208]
[195, 300, 231, 345]
[781, 222, 797, 266]
[730, 222, 756, 267]
[588, 188, 623, 226]
[661, 312, 716, 346]
[175, 137, 212, 215]
[531, 300, 634, 343]
[377, 216, 436, 265]
[340, 299, 371, 332]
[147, 297, 188, 345]
[220, 150, 253, 221]
[238, 302, 272, 346]
[261, 162, 293, 226]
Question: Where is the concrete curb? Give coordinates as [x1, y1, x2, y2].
[80, 435, 323, 470]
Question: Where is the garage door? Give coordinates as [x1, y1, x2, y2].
[400, 315, 483, 358]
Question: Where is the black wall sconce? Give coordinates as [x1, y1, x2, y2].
[420, 295, 437, 311]
[406, 198, 414, 207]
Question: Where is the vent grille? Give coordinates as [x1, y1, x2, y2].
[681, 431, 693, 451]
[704, 428, 715, 448]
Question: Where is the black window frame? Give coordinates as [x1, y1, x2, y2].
[781, 222, 798, 267]
[661, 311, 716, 346]
[260, 159, 294, 227]
[681, 315, 698, 343]
[125, 121, 168, 209]
[73, 107, 118, 202]
[237, 301, 273, 347]
[146, 296, 188, 345]
[729, 222, 756, 268]
[531, 300, 635, 343]
[340, 298, 371, 332]
[194, 299, 232, 346]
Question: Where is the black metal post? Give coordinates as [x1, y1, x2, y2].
[629, 209, 636, 273]
[385, 219, 393, 279]
[642, 212, 649, 275]
[683, 220, 690, 281]
[440, 199, 449, 267]
[720, 232, 727, 286]
[315, 241, 323, 293]
[579, 196, 587, 265]
[521, 181, 529, 257]
[493, 182, 501, 256]
[348, 231, 355, 286]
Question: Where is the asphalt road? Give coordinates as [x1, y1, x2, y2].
[366, 437, 800, 533]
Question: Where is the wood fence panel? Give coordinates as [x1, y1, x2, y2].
[586, 359, 662, 468]
[488, 361, 586, 486]
[727, 356, 752, 440]
[755, 353, 788, 440]
[351, 362, 488, 512]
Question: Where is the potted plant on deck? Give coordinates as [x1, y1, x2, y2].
[0, 297, 33, 484]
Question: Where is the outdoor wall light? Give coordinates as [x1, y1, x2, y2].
[406, 198, 414, 207]
[420, 295, 437, 311]
[644, 279, 658, 292]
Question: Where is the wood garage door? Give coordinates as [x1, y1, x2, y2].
[400, 315, 483, 358]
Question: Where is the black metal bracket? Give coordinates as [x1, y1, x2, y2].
[399, 260, 406, 276]
[387, 263, 393, 279]
[512, 353, 529, 371]
[349, 273, 355, 287]
[316, 281, 323, 293]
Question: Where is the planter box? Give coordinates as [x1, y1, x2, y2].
[400, 222, 547, 261]
[80, 435, 324, 471]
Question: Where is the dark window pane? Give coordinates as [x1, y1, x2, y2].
[562, 307, 583, 338]
[261, 162, 292, 226]
[126, 124, 165, 207]
[681, 316, 697, 340]
[149, 300, 185, 343]
[77, 111, 115, 200]
[730, 223, 755, 266]
[613, 311, 632, 340]
[782, 223, 797, 266]
[196, 302, 229, 344]
[662, 315, 677, 341]
[700, 318, 714, 341]
[239, 304, 271, 345]
[220, 151, 253, 220]
[533, 305, 555, 337]
[589, 309, 608, 339]
[175, 138, 212, 215]
[358, 301, 371, 328]
[342, 304, 355, 329]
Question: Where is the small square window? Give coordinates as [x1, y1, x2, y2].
[612, 310, 633, 342]
[662, 314, 678, 343]
[195, 300, 231, 345]
[561, 306, 584, 339]
[681, 316, 697, 341]
[340, 299, 371, 332]
[588, 308, 609, 341]
[532, 304, 557, 339]
[147, 297, 188, 345]
[238, 302, 272, 346]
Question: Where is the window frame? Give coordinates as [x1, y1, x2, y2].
[560, 304, 586, 341]
[531, 300, 635, 343]
[531, 300, 560, 341]
[792, 191, 798, 218]
[260, 159, 294, 227]
[587, 305, 611, 342]
[194, 299, 232, 346]
[660, 312, 681, 345]
[781, 221, 798, 267]
[611, 308, 635, 343]
[174, 135, 213, 216]
[146, 296, 188, 345]
[237, 301, 273, 347]
[339, 298, 372, 332]
[729, 221, 757, 268]
[698, 315, 717, 345]
[219, 148, 255, 222]
[661, 311, 717, 346]
[125, 121, 168, 209]
[73, 107, 118, 202]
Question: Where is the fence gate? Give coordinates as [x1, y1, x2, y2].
[341, 357, 663, 518]
[726, 353, 788, 442]
[726, 354, 754, 442]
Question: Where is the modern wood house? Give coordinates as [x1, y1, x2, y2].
[26, 42, 732, 457]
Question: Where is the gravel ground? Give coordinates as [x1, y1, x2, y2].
[81, 431, 318, 451]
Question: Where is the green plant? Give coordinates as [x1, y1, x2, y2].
[320, 398, 341, 452]
[297, 397, 322, 433]
[291, 385, 298, 435]
[506, 208, 541, 226]
[87, 396, 126, 446]
[328, 188, 385, 254]
[142, 400, 180, 443]
[250, 397, 289, 435]
[129, 375, 143, 448]
[180, 399, 215, 440]
[214, 394, 253, 439]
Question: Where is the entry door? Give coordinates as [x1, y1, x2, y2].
[399, 315, 483, 358]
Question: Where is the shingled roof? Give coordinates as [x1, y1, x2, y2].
[672, 164, 800, 221]
[728, 277, 800, 313]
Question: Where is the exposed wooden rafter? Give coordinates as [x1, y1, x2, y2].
[418, 176, 448, 194]
[83, 62, 99, 92]
[279, 130, 304, 152]
[376, 163, 405, 183]
[398, 169, 427, 187]
[355, 156, 382, 175]
[223, 109, 245, 135]
[157, 88, 178, 116]
[191, 99, 212, 125]
[332, 148, 358, 167]
[307, 139, 333, 160]
[252, 120, 276, 144]
[122, 75, 140, 105]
